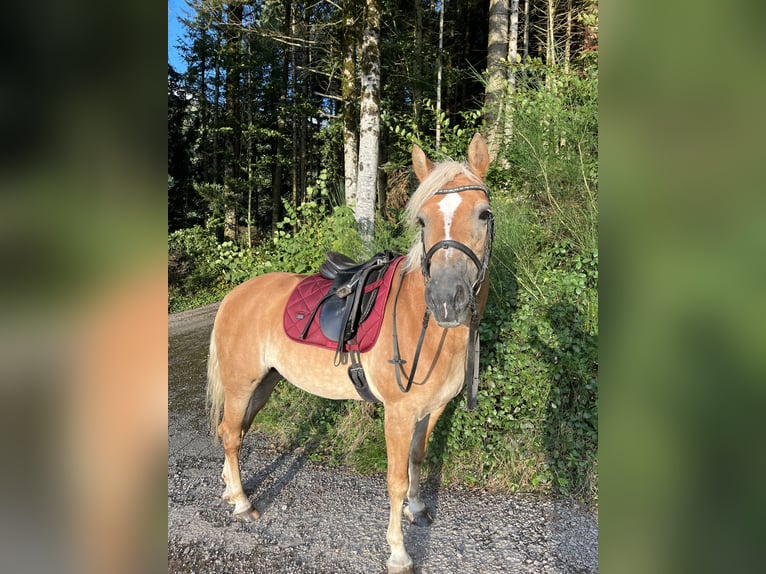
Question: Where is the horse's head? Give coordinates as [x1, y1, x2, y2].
[408, 134, 494, 328]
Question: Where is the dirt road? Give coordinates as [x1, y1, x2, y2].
[168, 302, 598, 573]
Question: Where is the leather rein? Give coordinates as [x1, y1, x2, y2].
[389, 184, 494, 410]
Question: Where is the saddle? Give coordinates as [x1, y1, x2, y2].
[283, 250, 401, 403]
[302, 250, 398, 348]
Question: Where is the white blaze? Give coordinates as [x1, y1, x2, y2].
[437, 193, 462, 240]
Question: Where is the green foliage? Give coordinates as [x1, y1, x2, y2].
[269, 174, 362, 274]
[168, 224, 221, 311]
[169, 171, 366, 312]
[493, 61, 598, 255]
[383, 100, 484, 164]
[168, 224, 273, 312]
[213, 241, 257, 284]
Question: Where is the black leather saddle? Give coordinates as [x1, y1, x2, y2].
[300, 250, 398, 349]
[319, 251, 375, 281]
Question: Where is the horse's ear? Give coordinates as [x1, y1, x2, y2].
[412, 144, 435, 182]
[467, 133, 490, 178]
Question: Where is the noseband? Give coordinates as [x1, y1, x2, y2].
[390, 183, 494, 410]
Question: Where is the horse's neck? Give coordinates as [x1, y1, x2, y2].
[399, 269, 428, 320]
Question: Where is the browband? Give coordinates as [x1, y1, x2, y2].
[434, 184, 491, 199]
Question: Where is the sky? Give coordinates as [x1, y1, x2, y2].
[168, 0, 187, 72]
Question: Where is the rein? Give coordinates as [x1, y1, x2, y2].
[389, 184, 494, 410]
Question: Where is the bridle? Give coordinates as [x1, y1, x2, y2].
[389, 184, 494, 410]
[420, 184, 494, 300]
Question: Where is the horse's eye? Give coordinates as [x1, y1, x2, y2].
[479, 210, 493, 221]
[416, 217, 425, 228]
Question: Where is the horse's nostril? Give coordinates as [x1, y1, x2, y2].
[454, 284, 469, 310]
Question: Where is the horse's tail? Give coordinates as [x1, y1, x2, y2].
[206, 329, 224, 442]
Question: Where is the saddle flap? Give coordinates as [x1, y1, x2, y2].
[319, 279, 382, 342]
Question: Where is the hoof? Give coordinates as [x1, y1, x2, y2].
[233, 507, 260, 522]
[404, 507, 433, 527]
[387, 552, 414, 574]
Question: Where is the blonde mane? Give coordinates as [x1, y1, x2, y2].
[403, 160, 486, 271]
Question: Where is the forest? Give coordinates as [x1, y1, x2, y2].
[168, 0, 598, 503]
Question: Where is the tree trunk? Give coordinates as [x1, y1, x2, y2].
[485, 0, 509, 160]
[564, 0, 573, 73]
[247, 172, 253, 246]
[356, 0, 381, 247]
[213, 37, 221, 183]
[546, 0, 557, 66]
[377, 137, 388, 222]
[291, 3, 299, 225]
[272, 4, 291, 232]
[342, 1, 359, 208]
[224, 201, 237, 241]
[509, 0, 519, 88]
[413, 0, 423, 122]
[223, 2, 243, 242]
[245, 29, 254, 246]
[197, 29, 210, 183]
[435, 0, 445, 149]
[522, 0, 530, 63]
[504, 0, 519, 143]
[272, 128, 284, 231]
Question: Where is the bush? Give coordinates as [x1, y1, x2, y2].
[168, 225, 222, 311]
[269, 199, 362, 274]
[168, 224, 273, 311]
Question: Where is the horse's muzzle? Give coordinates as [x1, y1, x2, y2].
[424, 273, 472, 328]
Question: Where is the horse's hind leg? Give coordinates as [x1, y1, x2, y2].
[404, 405, 446, 527]
[218, 369, 281, 521]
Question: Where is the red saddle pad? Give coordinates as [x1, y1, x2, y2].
[283, 256, 403, 353]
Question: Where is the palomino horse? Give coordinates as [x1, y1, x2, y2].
[206, 133, 493, 573]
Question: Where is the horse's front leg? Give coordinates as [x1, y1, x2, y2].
[384, 408, 417, 574]
[404, 405, 446, 526]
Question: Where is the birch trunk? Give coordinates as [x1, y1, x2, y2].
[356, 0, 381, 246]
[342, 2, 358, 207]
[435, 0, 445, 149]
[509, 0, 519, 89]
[522, 0, 529, 63]
[546, 0, 557, 66]
[504, 0, 519, 143]
[564, 0, 573, 73]
[485, 0, 509, 160]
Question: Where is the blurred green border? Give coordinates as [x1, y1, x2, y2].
[601, 1, 766, 572]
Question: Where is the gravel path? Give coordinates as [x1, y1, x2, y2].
[168, 303, 598, 573]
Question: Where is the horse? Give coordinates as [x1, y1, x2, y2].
[206, 133, 494, 573]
